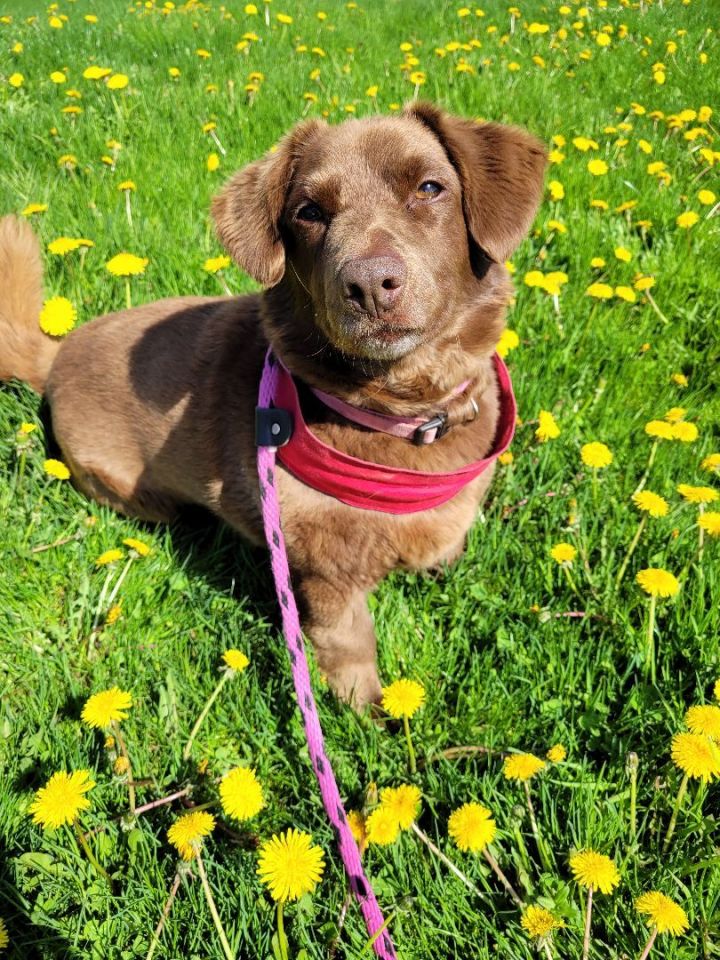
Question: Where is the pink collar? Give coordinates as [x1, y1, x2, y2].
[308, 377, 472, 445]
[260, 352, 516, 515]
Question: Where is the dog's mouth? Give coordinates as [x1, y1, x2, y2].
[330, 313, 424, 361]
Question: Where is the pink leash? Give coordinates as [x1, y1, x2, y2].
[256, 351, 397, 959]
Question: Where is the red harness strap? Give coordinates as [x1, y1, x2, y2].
[272, 353, 516, 514]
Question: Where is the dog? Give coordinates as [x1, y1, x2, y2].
[0, 102, 546, 708]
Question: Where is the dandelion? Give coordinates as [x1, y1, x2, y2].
[258, 829, 324, 960]
[685, 705, 720, 740]
[699, 512, 720, 537]
[636, 568, 680, 682]
[671, 421, 698, 442]
[219, 766, 264, 821]
[106, 253, 148, 309]
[204, 255, 231, 274]
[30, 769, 95, 830]
[9, 72, 24, 88]
[366, 805, 401, 845]
[550, 543, 576, 565]
[505, 754, 551, 870]
[547, 744, 567, 762]
[698, 189, 716, 205]
[107, 73, 128, 90]
[207, 152, 220, 172]
[38, 297, 76, 338]
[570, 849, 619, 960]
[677, 484, 718, 505]
[645, 420, 674, 440]
[48, 237, 94, 255]
[123, 537, 151, 557]
[378, 784, 421, 830]
[496, 328, 519, 359]
[521, 905, 565, 944]
[448, 802, 496, 852]
[586, 282, 613, 299]
[43, 458, 70, 480]
[536, 410, 560, 442]
[635, 891, 688, 958]
[21, 203, 48, 216]
[96, 549, 123, 565]
[664, 732, 720, 852]
[183, 650, 251, 759]
[548, 180, 565, 200]
[382, 678, 425, 773]
[347, 810, 367, 850]
[701, 453, 720, 473]
[587, 159, 608, 176]
[582, 441, 612, 503]
[676, 211, 699, 229]
[616, 491, 669, 587]
[81, 687, 132, 728]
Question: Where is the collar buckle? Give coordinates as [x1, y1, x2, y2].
[412, 413, 448, 446]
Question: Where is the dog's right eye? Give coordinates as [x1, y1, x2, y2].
[296, 202, 325, 223]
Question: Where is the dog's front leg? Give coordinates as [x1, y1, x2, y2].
[297, 575, 382, 710]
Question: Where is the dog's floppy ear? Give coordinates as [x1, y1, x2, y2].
[404, 101, 547, 264]
[212, 119, 325, 287]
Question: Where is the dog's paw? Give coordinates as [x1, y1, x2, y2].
[328, 661, 383, 713]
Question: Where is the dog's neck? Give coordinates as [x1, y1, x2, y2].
[261, 266, 511, 418]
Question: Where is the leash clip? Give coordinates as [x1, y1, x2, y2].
[412, 413, 448, 446]
[255, 407, 293, 447]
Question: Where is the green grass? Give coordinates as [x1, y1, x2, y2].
[1, 0, 719, 958]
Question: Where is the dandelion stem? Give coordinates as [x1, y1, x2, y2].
[616, 515, 647, 588]
[146, 869, 183, 960]
[645, 593, 657, 684]
[106, 556, 134, 610]
[644, 290, 669, 326]
[699, 503, 706, 561]
[483, 846, 525, 908]
[634, 440, 658, 495]
[276, 901, 289, 960]
[89, 567, 115, 647]
[638, 927, 658, 960]
[523, 780, 552, 871]
[135, 787, 193, 816]
[627, 752, 639, 843]
[662, 772, 689, 854]
[183, 671, 231, 760]
[562, 564, 580, 597]
[403, 715, 417, 774]
[195, 851, 235, 960]
[591, 468, 598, 507]
[542, 942, 553, 960]
[73, 821, 113, 888]
[125, 277, 132, 310]
[125, 190, 133, 228]
[411, 823, 483, 898]
[582, 885, 594, 960]
[112, 719, 136, 815]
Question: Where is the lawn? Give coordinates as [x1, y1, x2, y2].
[1, 0, 719, 958]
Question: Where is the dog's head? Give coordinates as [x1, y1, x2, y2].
[213, 103, 546, 366]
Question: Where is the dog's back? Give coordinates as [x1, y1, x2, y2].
[0, 215, 60, 393]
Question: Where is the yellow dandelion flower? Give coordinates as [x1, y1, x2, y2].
[663, 407, 686, 423]
[715, 679, 720, 702]
[207, 152, 220, 172]
[701, 453, 720, 473]
[698, 512, 720, 537]
[698, 189, 716, 206]
[586, 282, 613, 299]
[499, 451, 514, 466]
[105, 253, 148, 276]
[113, 756, 129, 776]
[587, 159, 609, 176]
[496, 328, 519, 359]
[257, 829, 324, 901]
[644, 419, 674, 440]
[521, 905, 566, 939]
[550, 543, 576, 565]
[671, 372, 688, 387]
[83, 65, 111, 80]
[365, 805, 401, 845]
[19, 422, 37, 434]
[9, 72, 24, 88]
[276, 12, 293, 24]
[685, 705, 720, 740]
[29, 770, 95, 829]
[347, 810, 366, 848]
[634, 276, 655, 291]
[569, 850, 620, 894]
[671, 421, 698, 442]
[614, 246, 632, 262]
[547, 744, 567, 763]
[21, 203, 48, 216]
[39, 297, 76, 337]
[107, 73, 128, 90]
[524, 270, 545, 288]
[448, 802, 496, 852]
[82, 687, 132, 729]
[504, 753, 546, 781]
[591, 257, 606, 268]
[220, 767, 264, 821]
[378, 784, 421, 830]
[676, 211, 699, 229]
[636, 568, 680, 598]
[671, 732, 720, 781]
[106, 603, 122, 624]
[118, 180, 136, 191]
[43, 458, 70, 480]
[548, 180, 565, 201]
[581, 442, 612, 468]
[635, 891, 689, 936]
[632, 491, 668, 517]
[204, 255, 231, 274]
[222, 649, 250, 673]
[536, 410, 560, 442]
[123, 537, 151, 556]
[96, 549, 123, 566]
[48, 237, 94, 255]
[167, 810, 216, 860]
[615, 285, 637, 303]
[381, 679, 425, 719]
[677, 484, 718, 504]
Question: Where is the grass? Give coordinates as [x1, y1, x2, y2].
[1, 0, 719, 957]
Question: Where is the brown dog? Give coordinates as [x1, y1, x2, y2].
[0, 103, 546, 707]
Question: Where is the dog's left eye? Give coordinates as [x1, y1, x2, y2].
[296, 202, 325, 223]
[415, 180, 443, 200]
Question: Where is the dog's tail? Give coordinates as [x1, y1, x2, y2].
[0, 214, 60, 394]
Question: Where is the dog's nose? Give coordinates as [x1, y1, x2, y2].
[341, 256, 406, 316]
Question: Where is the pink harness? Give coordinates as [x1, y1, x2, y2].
[255, 351, 515, 956]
